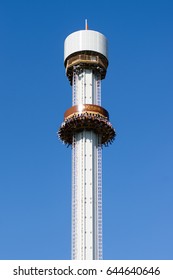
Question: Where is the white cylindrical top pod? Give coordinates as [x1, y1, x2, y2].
[64, 30, 108, 63]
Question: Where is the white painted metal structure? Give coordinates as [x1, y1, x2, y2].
[61, 29, 110, 260]
[71, 69, 102, 260]
[64, 30, 108, 62]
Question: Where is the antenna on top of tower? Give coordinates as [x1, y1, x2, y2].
[85, 19, 88, 30]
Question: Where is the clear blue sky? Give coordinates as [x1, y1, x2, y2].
[0, 0, 173, 260]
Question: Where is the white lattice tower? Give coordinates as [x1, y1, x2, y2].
[58, 27, 115, 260]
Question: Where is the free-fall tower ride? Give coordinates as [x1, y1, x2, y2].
[58, 23, 115, 260]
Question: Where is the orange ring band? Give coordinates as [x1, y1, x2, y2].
[64, 104, 109, 120]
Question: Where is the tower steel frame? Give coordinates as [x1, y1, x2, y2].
[58, 28, 115, 260]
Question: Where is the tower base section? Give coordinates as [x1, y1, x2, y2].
[72, 131, 102, 260]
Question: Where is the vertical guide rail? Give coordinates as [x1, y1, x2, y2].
[96, 73, 101, 106]
[96, 72, 102, 259]
[81, 132, 84, 259]
[97, 142, 102, 259]
[72, 70, 76, 105]
[72, 135, 76, 259]
[72, 70, 76, 259]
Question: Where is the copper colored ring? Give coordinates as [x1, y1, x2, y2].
[64, 104, 109, 120]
